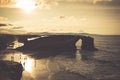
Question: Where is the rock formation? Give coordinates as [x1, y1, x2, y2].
[0, 60, 23, 80]
[81, 36, 97, 51]
[17, 35, 80, 51]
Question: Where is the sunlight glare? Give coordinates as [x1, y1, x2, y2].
[15, 0, 36, 13]
[21, 58, 34, 73]
[25, 59, 33, 72]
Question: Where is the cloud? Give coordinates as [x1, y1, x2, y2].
[0, 16, 9, 23]
[0, 16, 26, 34]
[51, 15, 87, 32]
[54, 15, 87, 22]
[22, 15, 86, 33]
[0, 0, 117, 8]
[0, 0, 16, 7]
[0, 0, 58, 8]
[0, 16, 8, 20]
[93, 0, 112, 4]
[56, 0, 113, 3]
[35, 0, 58, 9]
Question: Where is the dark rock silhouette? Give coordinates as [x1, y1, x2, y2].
[0, 60, 23, 80]
[17, 35, 80, 51]
[0, 36, 7, 50]
[81, 36, 97, 51]
[17, 35, 97, 51]
[0, 34, 97, 51]
[0, 35, 15, 50]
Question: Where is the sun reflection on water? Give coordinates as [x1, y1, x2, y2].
[21, 57, 34, 73]
[2, 51, 35, 73]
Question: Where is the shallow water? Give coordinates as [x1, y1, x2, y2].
[0, 35, 120, 80]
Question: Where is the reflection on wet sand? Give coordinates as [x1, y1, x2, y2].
[1, 50, 88, 80]
[0, 49, 93, 80]
[21, 71, 35, 80]
[2, 51, 35, 73]
[1, 48, 119, 80]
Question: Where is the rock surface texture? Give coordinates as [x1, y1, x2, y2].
[0, 60, 23, 80]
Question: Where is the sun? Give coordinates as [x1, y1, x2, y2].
[15, 0, 36, 13]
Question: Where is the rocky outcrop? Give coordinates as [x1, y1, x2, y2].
[0, 34, 97, 51]
[81, 36, 97, 51]
[0, 35, 15, 50]
[17, 35, 80, 51]
[17, 35, 97, 51]
[0, 37, 7, 50]
[0, 60, 23, 80]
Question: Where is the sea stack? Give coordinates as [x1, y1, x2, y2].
[81, 36, 97, 51]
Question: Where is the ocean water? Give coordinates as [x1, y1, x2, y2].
[0, 35, 120, 80]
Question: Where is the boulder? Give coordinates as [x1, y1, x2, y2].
[0, 60, 23, 80]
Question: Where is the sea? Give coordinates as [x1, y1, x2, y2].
[0, 35, 120, 80]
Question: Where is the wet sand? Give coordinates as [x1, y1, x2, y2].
[0, 49, 120, 80]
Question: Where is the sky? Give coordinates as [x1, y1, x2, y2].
[0, 0, 120, 35]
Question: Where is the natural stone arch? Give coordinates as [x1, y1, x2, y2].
[0, 34, 97, 51]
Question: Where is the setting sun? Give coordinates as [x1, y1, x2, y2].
[15, 0, 36, 13]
